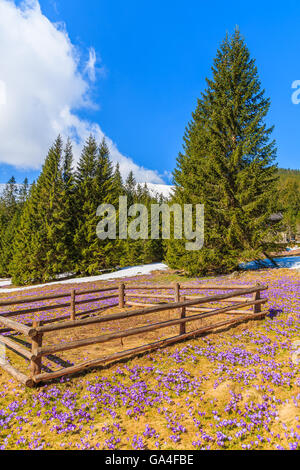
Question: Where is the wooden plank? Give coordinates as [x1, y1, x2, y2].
[126, 301, 165, 307]
[0, 293, 118, 320]
[70, 289, 76, 321]
[186, 307, 251, 314]
[30, 321, 43, 377]
[0, 301, 71, 318]
[126, 284, 255, 290]
[184, 295, 254, 303]
[0, 303, 114, 335]
[75, 286, 118, 295]
[180, 296, 186, 335]
[127, 283, 257, 291]
[125, 285, 176, 290]
[180, 284, 255, 290]
[0, 362, 34, 387]
[174, 283, 180, 302]
[36, 286, 267, 335]
[0, 316, 35, 337]
[125, 299, 265, 313]
[175, 283, 181, 330]
[119, 283, 125, 308]
[187, 298, 267, 313]
[0, 335, 33, 360]
[0, 290, 256, 320]
[253, 286, 262, 313]
[0, 291, 71, 307]
[125, 293, 174, 299]
[125, 293, 254, 302]
[76, 293, 118, 305]
[0, 282, 255, 314]
[33, 310, 268, 384]
[125, 300, 256, 312]
[0, 285, 118, 308]
[37, 296, 268, 356]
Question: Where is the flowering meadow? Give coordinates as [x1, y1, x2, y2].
[0, 267, 299, 450]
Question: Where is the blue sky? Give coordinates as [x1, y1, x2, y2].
[0, 0, 300, 184]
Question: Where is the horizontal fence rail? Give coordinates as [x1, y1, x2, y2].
[32, 310, 267, 384]
[0, 285, 118, 308]
[0, 281, 268, 387]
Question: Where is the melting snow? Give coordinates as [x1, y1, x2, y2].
[0, 262, 169, 293]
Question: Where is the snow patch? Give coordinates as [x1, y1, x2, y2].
[0, 263, 168, 293]
[143, 183, 174, 199]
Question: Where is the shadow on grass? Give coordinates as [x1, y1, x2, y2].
[33, 314, 266, 388]
[267, 308, 283, 319]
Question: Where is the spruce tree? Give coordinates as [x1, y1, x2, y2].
[111, 163, 124, 204]
[120, 178, 163, 266]
[1, 177, 18, 212]
[0, 177, 19, 276]
[10, 182, 39, 284]
[125, 171, 136, 206]
[18, 178, 29, 206]
[73, 135, 98, 273]
[73, 136, 116, 274]
[166, 29, 279, 275]
[87, 137, 115, 272]
[108, 163, 125, 266]
[11, 136, 71, 284]
[62, 138, 76, 269]
[94, 138, 114, 203]
[121, 171, 139, 265]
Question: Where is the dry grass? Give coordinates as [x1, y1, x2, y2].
[2, 294, 260, 379]
[0, 267, 299, 450]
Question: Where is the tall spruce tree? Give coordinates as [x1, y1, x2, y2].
[124, 171, 136, 206]
[11, 136, 71, 284]
[2, 178, 30, 276]
[111, 163, 124, 204]
[10, 182, 39, 284]
[62, 138, 76, 268]
[0, 177, 19, 276]
[88, 137, 115, 271]
[108, 163, 125, 266]
[73, 135, 98, 273]
[18, 178, 29, 205]
[121, 171, 139, 265]
[73, 136, 116, 274]
[166, 29, 279, 275]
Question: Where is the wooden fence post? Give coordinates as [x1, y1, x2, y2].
[119, 283, 125, 308]
[253, 284, 261, 314]
[71, 289, 76, 321]
[179, 296, 186, 335]
[174, 282, 180, 303]
[30, 320, 43, 377]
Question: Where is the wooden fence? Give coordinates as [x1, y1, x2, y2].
[0, 282, 268, 387]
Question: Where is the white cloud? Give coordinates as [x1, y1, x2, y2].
[85, 47, 97, 82]
[0, 0, 163, 183]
